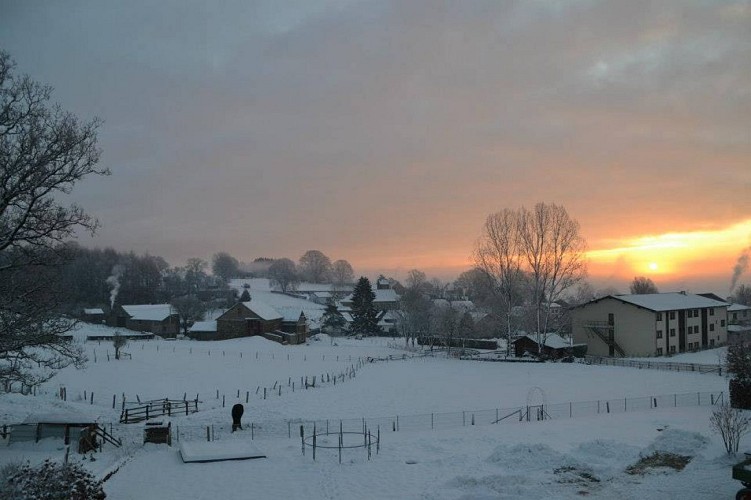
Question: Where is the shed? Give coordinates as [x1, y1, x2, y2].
[511, 333, 586, 359]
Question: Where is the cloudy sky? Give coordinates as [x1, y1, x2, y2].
[1, 0, 749, 293]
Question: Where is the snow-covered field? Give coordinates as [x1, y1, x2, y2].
[0, 323, 744, 499]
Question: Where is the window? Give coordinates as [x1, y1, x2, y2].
[670, 345, 676, 353]
[657, 348, 663, 356]
[656, 312, 662, 321]
[670, 311, 676, 320]
[670, 328, 676, 337]
[656, 330, 663, 339]
[734, 313, 738, 321]
[710, 339, 715, 347]
[710, 308, 715, 316]
[710, 323, 715, 332]
[687, 310, 693, 318]
[694, 309, 699, 317]
[721, 320, 726, 327]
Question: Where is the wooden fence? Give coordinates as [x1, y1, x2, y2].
[120, 399, 199, 423]
[585, 355, 723, 375]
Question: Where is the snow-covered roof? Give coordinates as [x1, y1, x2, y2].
[241, 301, 283, 321]
[378, 310, 399, 326]
[121, 304, 175, 321]
[83, 308, 104, 315]
[612, 293, 729, 312]
[470, 311, 489, 322]
[375, 289, 399, 302]
[515, 333, 572, 350]
[343, 288, 400, 304]
[728, 303, 751, 312]
[242, 290, 326, 327]
[189, 320, 217, 333]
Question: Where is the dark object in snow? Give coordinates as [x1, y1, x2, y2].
[625, 452, 691, 475]
[232, 404, 244, 432]
[732, 455, 751, 499]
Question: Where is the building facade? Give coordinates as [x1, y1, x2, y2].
[571, 292, 728, 357]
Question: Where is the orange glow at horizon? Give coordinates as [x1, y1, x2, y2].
[587, 219, 751, 279]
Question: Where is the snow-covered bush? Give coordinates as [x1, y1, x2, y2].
[710, 404, 751, 455]
[0, 459, 106, 499]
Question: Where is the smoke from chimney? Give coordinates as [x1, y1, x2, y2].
[106, 264, 125, 308]
[731, 247, 750, 293]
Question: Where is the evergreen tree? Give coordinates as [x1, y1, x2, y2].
[350, 277, 380, 335]
[321, 300, 346, 335]
[239, 289, 251, 302]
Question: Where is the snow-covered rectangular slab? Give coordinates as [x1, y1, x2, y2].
[179, 439, 266, 463]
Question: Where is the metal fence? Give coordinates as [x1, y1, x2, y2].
[585, 356, 724, 375]
[169, 390, 725, 443]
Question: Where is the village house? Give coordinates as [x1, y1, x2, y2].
[189, 300, 309, 345]
[571, 292, 728, 357]
[340, 278, 400, 311]
[82, 308, 105, 324]
[109, 304, 180, 338]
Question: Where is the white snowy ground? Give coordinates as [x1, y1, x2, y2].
[629, 346, 728, 366]
[0, 326, 745, 499]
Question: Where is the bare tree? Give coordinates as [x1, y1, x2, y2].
[171, 295, 206, 336]
[710, 404, 751, 454]
[396, 273, 433, 348]
[475, 203, 586, 353]
[474, 209, 527, 345]
[211, 252, 239, 283]
[518, 203, 586, 350]
[0, 51, 108, 391]
[331, 259, 354, 288]
[630, 276, 658, 294]
[268, 258, 299, 293]
[112, 332, 127, 360]
[184, 258, 208, 294]
[299, 250, 332, 283]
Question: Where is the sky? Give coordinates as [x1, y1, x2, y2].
[1, 0, 749, 294]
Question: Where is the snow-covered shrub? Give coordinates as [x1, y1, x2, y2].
[710, 404, 751, 454]
[0, 459, 106, 499]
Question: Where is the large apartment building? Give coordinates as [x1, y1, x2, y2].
[571, 292, 728, 357]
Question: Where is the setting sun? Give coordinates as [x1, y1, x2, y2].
[586, 218, 751, 282]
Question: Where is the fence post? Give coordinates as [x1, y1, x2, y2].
[431, 413, 434, 429]
[569, 402, 572, 418]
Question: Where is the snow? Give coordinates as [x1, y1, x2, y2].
[516, 333, 574, 350]
[179, 439, 266, 462]
[84, 308, 104, 315]
[121, 304, 175, 321]
[612, 293, 728, 312]
[0, 324, 745, 499]
[237, 301, 282, 321]
[629, 346, 727, 365]
[188, 320, 217, 333]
